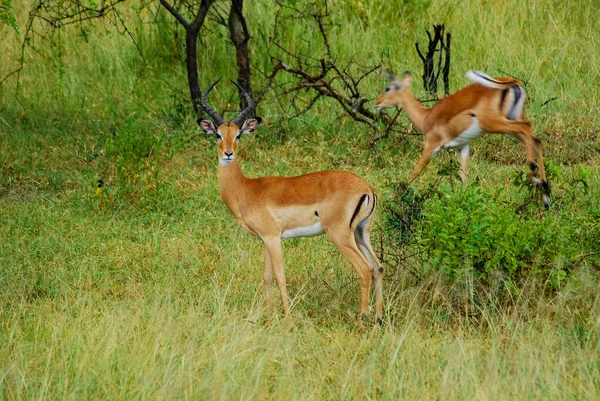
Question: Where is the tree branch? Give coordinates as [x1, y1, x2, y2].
[159, 0, 190, 29]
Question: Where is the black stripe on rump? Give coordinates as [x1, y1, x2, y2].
[368, 193, 377, 217]
[499, 88, 509, 111]
[349, 194, 369, 228]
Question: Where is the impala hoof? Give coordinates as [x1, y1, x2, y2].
[541, 180, 551, 196]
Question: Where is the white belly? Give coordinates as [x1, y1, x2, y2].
[281, 222, 325, 239]
[443, 118, 484, 149]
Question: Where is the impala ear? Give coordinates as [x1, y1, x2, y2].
[401, 71, 412, 87]
[240, 117, 262, 135]
[386, 70, 396, 82]
[198, 119, 218, 135]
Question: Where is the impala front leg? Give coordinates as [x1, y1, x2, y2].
[407, 139, 440, 183]
[263, 247, 275, 315]
[263, 236, 290, 316]
[458, 145, 470, 183]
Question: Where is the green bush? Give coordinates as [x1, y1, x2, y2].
[414, 183, 564, 280]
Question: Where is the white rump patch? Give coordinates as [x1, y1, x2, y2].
[506, 86, 525, 120]
[443, 118, 484, 149]
[281, 222, 325, 239]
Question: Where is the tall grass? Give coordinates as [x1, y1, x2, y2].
[1, 0, 599, 399]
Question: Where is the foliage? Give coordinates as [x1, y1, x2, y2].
[0, 0, 19, 34]
[415, 184, 559, 278]
[383, 180, 435, 246]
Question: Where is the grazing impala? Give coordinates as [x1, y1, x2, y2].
[199, 79, 383, 326]
[375, 70, 551, 205]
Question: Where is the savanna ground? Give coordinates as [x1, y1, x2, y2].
[1, 0, 599, 399]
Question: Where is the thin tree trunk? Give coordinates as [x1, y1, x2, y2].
[228, 0, 252, 109]
[443, 32, 451, 97]
[160, 0, 214, 116]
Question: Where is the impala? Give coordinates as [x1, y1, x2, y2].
[375, 70, 551, 205]
[198, 79, 383, 326]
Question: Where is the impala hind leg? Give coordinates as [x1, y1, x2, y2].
[481, 119, 551, 204]
[510, 133, 551, 204]
[328, 230, 374, 327]
[533, 137, 551, 205]
[354, 218, 383, 325]
[263, 237, 290, 316]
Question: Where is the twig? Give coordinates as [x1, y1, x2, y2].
[570, 252, 600, 269]
[111, 6, 148, 67]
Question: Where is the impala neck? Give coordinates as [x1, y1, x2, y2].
[400, 89, 429, 132]
[218, 159, 248, 215]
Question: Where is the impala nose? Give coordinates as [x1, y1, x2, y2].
[224, 150, 233, 157]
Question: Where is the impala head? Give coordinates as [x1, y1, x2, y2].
[198, 78, 262, 166]
[374, 70, 413, 111]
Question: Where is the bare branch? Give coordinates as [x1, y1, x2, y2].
[160, 0, 190, 29]
[253, 63, 283, 105]
[0, 66, 22, 86]
[289, 93, 322, 119]
[415, 43, 426, 62]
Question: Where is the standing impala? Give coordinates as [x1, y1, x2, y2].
[198, 79, 383, 326]
[375, 70, 551, 205]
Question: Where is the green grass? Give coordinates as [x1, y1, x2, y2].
[1, 0, 600, 399]
[3, 292, 599, 399]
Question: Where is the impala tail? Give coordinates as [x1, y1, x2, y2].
[466, 70, 521, 88]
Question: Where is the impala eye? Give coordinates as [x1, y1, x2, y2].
[235, 133, 242, 141]
[216, 133, 223, 140]
[385, 87, 391, 93]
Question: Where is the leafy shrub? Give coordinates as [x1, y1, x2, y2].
[383, 180, 433, 245]
[414, 183, 563, 280]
